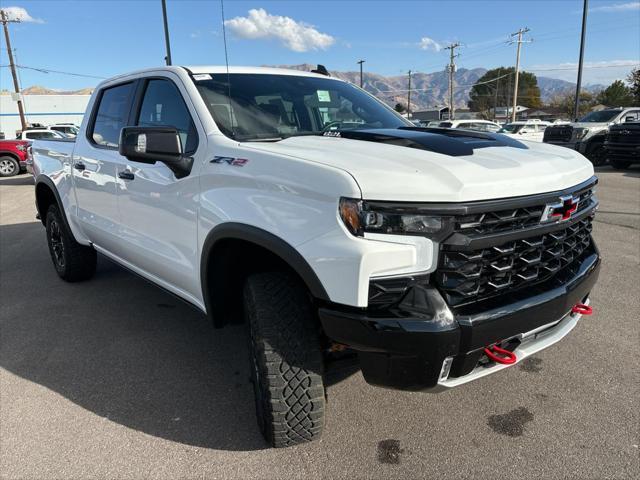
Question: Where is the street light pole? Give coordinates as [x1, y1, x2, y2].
[161, 0, 172, 65]
[574, 0, 588, 121]
[0, 9, 27, 131]
[357, 59, 365, 88]
[407, 70, 412, 119]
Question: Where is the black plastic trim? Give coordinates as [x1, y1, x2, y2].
[200, 223, 330, 324]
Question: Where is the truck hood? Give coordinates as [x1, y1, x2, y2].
[245, 131, 594, 202]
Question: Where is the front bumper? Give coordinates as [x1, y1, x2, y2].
[318, 247, 600, 391]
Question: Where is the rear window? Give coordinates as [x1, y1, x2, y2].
[90, 82, 135, 147]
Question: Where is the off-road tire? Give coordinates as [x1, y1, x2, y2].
[45, 205, 97, 281]
[587, 144, 607, 166]
[0, 156, 19, 177]
[610, 159, 631, 170]
[244, 272, 325, 448]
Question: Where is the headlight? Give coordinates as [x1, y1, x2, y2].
[339, 197, 452, 238]
[576, 128, 590, 140]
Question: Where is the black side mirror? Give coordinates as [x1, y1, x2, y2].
[624, 116, 635, 123]
[119, 126, 193, 178]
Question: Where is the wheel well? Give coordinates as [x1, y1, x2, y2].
[0, 152, 20, 163]
[35, 182, 57, 225]
[203, 238, 316, 327]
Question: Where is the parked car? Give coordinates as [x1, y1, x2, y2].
[50, 124, 80, 138]
[543, 107, 640, 165]
[605, 121, 640, 169]
[17, 129, 68, 140]
[438, 119, 501, 133]
[498, 120, 551, 142]
[0, 139, 31, 177]
[31, 65, 600, 448]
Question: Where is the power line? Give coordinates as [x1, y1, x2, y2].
[0, 64, 106, 79]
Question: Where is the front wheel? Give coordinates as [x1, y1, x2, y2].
[244, 272, 325, 448]
[587, 145, 607, 166]
[0, 156, 19, 177]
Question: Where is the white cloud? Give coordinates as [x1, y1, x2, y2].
[0, 6, 44, 23]
[224, 8, 334, 52]
[590, 2, 640, 13]
[418, 37, 442, 52]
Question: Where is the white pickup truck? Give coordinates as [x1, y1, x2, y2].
[31, 66, 600, 448]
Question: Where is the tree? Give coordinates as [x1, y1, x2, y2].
[596, 80, 633, 107]
[468, 67, 541, 114]
[627, 67, 640, 105]
[550, 91, 596, 119]
[394, 103, 406, 113]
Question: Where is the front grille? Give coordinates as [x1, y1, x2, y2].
[454, 185, 595, 236]
[435, 217, 594, 307]
[544, 126, 573, 142]
[607, 133, 639, 144]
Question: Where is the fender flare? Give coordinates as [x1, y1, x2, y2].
[34, 175, 70, 229]
[200, 223, 330, 322]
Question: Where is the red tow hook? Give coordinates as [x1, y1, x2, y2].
[572, 303, 593, 315]
[484, 344, 517, 365]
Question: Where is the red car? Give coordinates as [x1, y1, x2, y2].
[0, 139, 31, 177]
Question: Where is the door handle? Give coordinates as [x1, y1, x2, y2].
[118, 170, 134, 180]
[73, 162, 86, 171]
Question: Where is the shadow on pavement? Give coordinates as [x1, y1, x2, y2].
[0, 221, 269, 451]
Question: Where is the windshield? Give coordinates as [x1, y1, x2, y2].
[194, 73, 409, 141]
[578, 110, 620, 123]
[498, 124, 524, 133]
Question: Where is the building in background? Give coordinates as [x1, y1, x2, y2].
[0, 94, 91, 139]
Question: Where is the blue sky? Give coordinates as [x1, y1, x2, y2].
[1, 0, 639, 90]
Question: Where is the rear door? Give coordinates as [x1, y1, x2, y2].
[114, 75, 205, 300]
[72, 81, 136, 251]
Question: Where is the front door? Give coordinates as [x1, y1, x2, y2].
[115, 75, 204, 302]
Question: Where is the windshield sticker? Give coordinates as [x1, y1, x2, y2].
[317, 90, 331, 102]
[192, 73, 212, 81]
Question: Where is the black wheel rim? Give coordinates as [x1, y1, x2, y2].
[248, 329, 267, 434]
[49, 219, 65, 268]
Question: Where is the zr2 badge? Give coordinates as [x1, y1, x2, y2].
[211, 156, 249, 167]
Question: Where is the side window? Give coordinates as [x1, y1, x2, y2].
[624, 110, 640, 122]
[91, 82, 135, 148]
[136, 79, 197, 154]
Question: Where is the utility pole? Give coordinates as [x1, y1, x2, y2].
[1, 9, 27, 131]
[407, 70, 412, 119]
[574, 0, 588, 121]
[161, 0, 172, 65]
[494, 77, 499, 122]
[357, 59, 365, 88]
[444, 43, 460, 120]
[509, 27, 531, 123]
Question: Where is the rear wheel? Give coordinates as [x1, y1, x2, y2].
[244, 272, 325, 448]
[45, 205, 97, 281]
[610, 159, 631, 170]
[0, 156, 19, 177]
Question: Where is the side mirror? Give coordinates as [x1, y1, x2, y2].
[624, 116, 635, 123]
[119, 126, 193, 178]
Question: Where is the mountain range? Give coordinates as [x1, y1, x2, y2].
[3, 65, 605, 111]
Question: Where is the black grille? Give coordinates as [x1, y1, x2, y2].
[435, 217, 594, 307]
[454, 186, 595, 236]
[544, 126, 573, 142]
[607, 132, 639, 144]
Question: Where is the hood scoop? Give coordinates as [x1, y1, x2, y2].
[332, 127, 529, 157]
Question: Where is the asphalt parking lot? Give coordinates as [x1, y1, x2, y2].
[1, 167, 638, 479]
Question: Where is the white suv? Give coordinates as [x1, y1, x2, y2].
[499, 120, 551, 142]
[30, 66, 600, 448]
